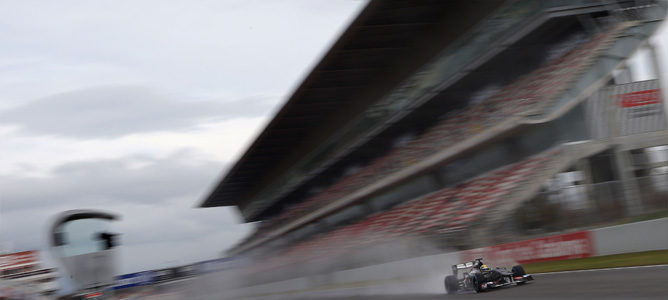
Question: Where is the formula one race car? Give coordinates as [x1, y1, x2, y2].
[444, 258, 533, 294]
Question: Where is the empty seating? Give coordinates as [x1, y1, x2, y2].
[249, 149, 558, 273]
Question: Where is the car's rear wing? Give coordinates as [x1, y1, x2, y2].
[451, 258, 481, 276]
[452, 261, 474, 271]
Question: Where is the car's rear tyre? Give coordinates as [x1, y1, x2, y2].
[472, 272, 485, 293]
[444, 275, 458, 294]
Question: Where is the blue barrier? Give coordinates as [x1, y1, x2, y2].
[112, 271, 156, 290]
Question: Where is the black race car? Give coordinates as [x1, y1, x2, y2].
[444, 258, 533, 294]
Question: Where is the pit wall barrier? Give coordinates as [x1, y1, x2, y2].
[225, 218, 668, 299]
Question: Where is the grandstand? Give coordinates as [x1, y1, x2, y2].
[201, 0, 668, 283]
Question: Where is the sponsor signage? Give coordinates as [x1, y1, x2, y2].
[0, 251, 37, 270]
[112, 271, 156, 290]
[613, 82, 665, 135]
[617, 88, 663, 120]
[588, 79, 666, 138]
[617, 89, 661, 108]
[461, 231, 594, 266]
[613, 80, 665, 135]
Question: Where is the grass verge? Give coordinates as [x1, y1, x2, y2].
[523, 249, 668, 274]
[616, 210, 668, 225]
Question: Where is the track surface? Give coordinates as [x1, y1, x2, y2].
[146, 265, 668, 299]
[299, 265, 668, 300]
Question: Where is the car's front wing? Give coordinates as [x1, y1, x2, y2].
[482, 274, 533, 289]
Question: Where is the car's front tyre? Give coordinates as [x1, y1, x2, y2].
[512, 265, 527, 284]
[512, 265, 526, 276]
[472, 272, 485, 293]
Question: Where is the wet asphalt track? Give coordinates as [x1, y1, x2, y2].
[155, 264, 668, 299]
[301, 265, 668, 300]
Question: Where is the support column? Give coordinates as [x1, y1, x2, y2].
[612, 146, 644, 216]
[575, 157, 598, 214]
[614, 62, 633, 84]
[646, 42, 662, 84]
[645, 42, 668, 132]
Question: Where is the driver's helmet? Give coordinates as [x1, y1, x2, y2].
[480, 264, 490, 271]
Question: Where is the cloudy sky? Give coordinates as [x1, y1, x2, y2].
[0, 0, 366, 273]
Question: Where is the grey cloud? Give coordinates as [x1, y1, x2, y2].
[0, 85, 277, 138]
[0, 150, 222, 212]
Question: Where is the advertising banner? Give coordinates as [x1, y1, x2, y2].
[112, 271, 156, 290]
[589, 79, 666, 137]
[461, 231, 595, 266]
[0, 251, 37, 270]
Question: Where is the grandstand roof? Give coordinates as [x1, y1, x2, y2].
[200, 0, 506, 212]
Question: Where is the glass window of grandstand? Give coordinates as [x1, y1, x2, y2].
[54, 218, 114, 257]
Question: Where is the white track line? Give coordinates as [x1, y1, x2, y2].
[534, 264, 668, 275]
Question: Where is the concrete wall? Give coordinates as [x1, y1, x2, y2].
[592, 217, 668, 256]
